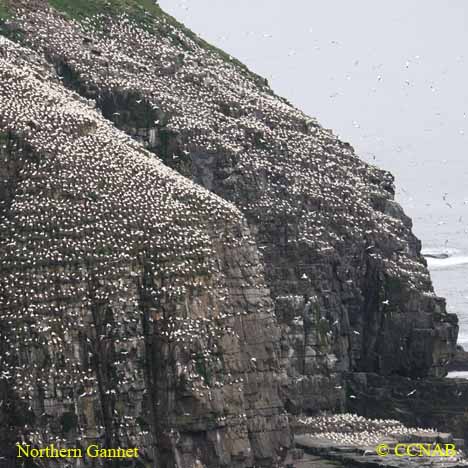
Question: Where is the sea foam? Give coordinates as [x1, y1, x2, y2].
[423, 248, 468, 270]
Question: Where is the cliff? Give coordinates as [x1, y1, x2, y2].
[0, 34, 289, 467]
[0, 1, 460, 467]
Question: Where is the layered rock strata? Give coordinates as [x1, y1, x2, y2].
[0, 1, 461, 466]
[0, 36, 289, 467]
[7, 0, 457, 404]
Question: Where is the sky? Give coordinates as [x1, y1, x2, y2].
[158, 0, 468, 250]
[159, 0, 468, 341]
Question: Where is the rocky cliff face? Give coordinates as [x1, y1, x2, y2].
[0, 1, 460, 467]
[0, 36, 289, 467]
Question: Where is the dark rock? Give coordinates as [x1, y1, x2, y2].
[346, 372, 468, 444]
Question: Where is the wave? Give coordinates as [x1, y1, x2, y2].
[446, 371, 468, 379]
[425, 255, 468, 270]
[422, 247, 461, 257]
[422, 247, 468, 270]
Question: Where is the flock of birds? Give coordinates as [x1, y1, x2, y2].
[11, 2, 425, 283]
[10, 0, 446, 333]
[296, 413, 467, 459]
[298, 413, 438, 444]
[0, 30, 285, 460]
[0, 1, 457, 465]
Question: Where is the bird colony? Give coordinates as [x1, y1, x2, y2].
[7, 0, 456, 401]
[10, 2, 431, 289]
[296, 413, 438, 446]
[0, 34, 290, 466]
[296, 414, 467, 463]
[0, 1, 460, 466]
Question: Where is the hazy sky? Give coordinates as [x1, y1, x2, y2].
[159, 0, 468, 250]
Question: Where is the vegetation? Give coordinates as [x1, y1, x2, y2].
[0, 0, 267, 88]
[195, 353, 212, 385]
[47, 0, 164, 22]
[0, 0, 10, 20]
[60, 411, 78, 432]
[45, 0, 267, 86]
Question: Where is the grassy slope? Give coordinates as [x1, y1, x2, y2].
[0, 0, 267, 87]
[47, 0, 163, 20]
[0, 0, 10, 20]
[41, 0, 267, 87]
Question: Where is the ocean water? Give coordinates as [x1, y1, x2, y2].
[424, 251, 468, 349]
[447, 371, 468, 379]
[398, 160, 468, 349]
[159, 0, 468, 350]
[420, 244, 468, 349]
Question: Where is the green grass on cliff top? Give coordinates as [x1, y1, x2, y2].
[0, 0, 10, 20]
[31, 0, 266, 86]
[0, 0, 267, 88]
[47, 0, 163, 21]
